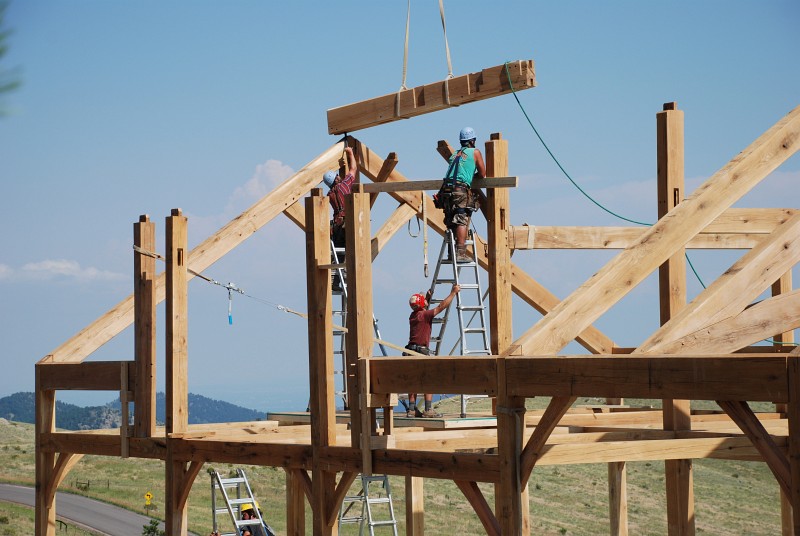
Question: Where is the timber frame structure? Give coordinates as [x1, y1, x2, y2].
[34, 58, 800, 536]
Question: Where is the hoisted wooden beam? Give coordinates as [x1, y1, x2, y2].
[327, 60, 535, 134]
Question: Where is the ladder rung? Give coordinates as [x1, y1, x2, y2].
[459, 306, 484, 311]
[458, 283, 480, 289]
[465, 328, 487, 333]
[216, 477, 247, 485]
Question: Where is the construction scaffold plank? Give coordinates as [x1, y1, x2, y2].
[327, 60, 535, 134]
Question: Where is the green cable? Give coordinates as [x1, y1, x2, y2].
[502, 63, 798, 347]
[503, 62, 652, 227]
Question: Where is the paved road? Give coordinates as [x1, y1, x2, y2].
[0, 483, 195, 535]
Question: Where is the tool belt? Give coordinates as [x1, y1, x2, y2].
[404, 343, 430, 356]
[434, 181, 470, 209]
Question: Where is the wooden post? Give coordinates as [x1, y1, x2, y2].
[133, 214, 156, 437]
[306, 190, 339, 536]
[406, 476, 425, 536]
[165, 209, 189, 536]
[775, 271, 795, 534]
[485, 133, 512, 354]
[657, 102, 694, 536]
[486, 133, 529, 535]
[608, 462, 628, 536]
[788, 355, 800, 535]
[345, 187, 373, 473]
[286, 469, 306, 536]
[34, 368, 56, 536]
[165, 208, 189, 434]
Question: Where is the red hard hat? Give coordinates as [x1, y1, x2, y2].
[409, 293, 427, 310]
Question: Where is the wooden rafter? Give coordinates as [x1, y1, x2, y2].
[637, 212, 800, 354]
[646, 290, 800, 354]
[509, 104, 800, 355]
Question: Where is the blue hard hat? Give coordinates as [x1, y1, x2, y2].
[459, 127, 476, 142]
[322, 170, 337, 187]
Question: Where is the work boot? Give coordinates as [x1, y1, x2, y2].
[421, 408, 442, 418]
[456, 246, 471, 263]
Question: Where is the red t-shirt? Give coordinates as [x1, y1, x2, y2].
[408, 308, 436, 346]
[329, 172, 356, 226]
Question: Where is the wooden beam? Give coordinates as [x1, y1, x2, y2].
[405, 477, 424, 536]
[369, 357, 497, 396]
[372, 449, 500, 482]
[718, 400, 790, 497]
[520, 396, 576, 482]
[650, 290, 800, 354]
[165, 209, 188, 435]
[454, 480, 501, 536]
[510, 104, 800, 356]
[359, 176, 516, 193]
[371, 152, 398, 207]
[656, 102, 694, 536]
[507, 223, 791, 250]
[502, 356, 789, 402]
[638, 213, 800, 354]
[786, 354, 800, 534]
[327, 60, 535, 134]
[326, 472, 358, 527]
[133, 214, 157, 438]
[286, 469, 306, 536]
[35, 378, 56, 536]
[37, 361, 134, 391]
[345, 189, 372, 465]
[305, 190, 339, 536]
[608, 461, 628, 536]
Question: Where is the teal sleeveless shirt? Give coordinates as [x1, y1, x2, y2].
[444, 147, 477, 187]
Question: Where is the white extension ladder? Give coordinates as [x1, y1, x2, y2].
[211, 468, 275, 536]
[427, 229, 491, 416]
[339, 474, 398, 535]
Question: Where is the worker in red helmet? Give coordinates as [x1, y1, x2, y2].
[404, 284, 460, 418]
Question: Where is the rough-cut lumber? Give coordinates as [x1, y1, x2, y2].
[637, 213, 800, 354]
[360, 176, 516, 193]
[503, 356, 789, 402]
[510, 104, 800, 355]
[36, 361, 134, 391]
[369, 357, 497, 396]
[327, 60, 535, 134]
[133, 215, 156, 438]
[649, 290, 800, 354]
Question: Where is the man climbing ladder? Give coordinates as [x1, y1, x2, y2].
[436, 126, 486, 262]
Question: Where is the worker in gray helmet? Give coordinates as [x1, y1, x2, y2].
[438, 127, 485, 262]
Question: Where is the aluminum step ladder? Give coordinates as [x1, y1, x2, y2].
[338, 474, 398, 536]
[427, 229, 491, 417]
[331, 241, 388, 410]
[211, 468, 276, 536]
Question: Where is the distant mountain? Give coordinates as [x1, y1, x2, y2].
[0, 392, 264, 430]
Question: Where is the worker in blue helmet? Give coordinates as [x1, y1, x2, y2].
[438, 127, 485, 262]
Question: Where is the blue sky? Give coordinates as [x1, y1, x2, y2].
[1, 1, 798, 412]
